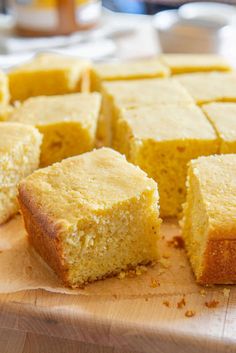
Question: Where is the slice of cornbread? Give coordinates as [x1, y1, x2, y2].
[176, 72, 236, 105]
[0, 70, 9, 105]
[18, 147, 161, 288]
[160, 54, 231, 75]
[182, 154, 236, 284]
[99, 78, 193, 145]
[0, 122, 42, 224]
[0, 104, 14, 121]
[8, 53, 90, 102]
[9, 93, 101, 167]
[202, 102, 236, 153]
[91, 59, 170, 91]
[113, 104, 218, 217]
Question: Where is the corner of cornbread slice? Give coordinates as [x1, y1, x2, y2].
[9, 93, 101, 167]
[0, 122, 42, 224]
[0, 70, 9, 105]
[202, 102, 236, 153]
[8, 53, 90, 102]
[175, 72, 236, 105]
[182, 154, 236, 284]
[98, 78, 193, 145]
[160, 54, 232, 75]
[90, 58, 170, 91]
[18, 147, 161, 288]
[113, 104, 219, 217]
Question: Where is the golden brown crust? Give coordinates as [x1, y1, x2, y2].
[18, 185, 71, 287]
[198, 239, 236, 284]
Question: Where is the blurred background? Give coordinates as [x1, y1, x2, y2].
[0, 1, 236, 67]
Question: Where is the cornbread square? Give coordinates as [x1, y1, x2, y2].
[91, 59, 170, 91]
[0, 71, 9, 105]
[113, 104, 218, 217]
[0, 104, 14, 121]
[8, 53, 90, 102]
[99, 78, 193, 145]
[182, 154, 236, 284]
[202, 102, 236, 153]
[9, 93, 101, 167]
[160, 54, 231, 75]
[18, 148, 161, 288]
[0, 122, 42, 224]
[176, 72, 236, 105]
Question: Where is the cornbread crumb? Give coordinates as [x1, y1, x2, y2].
[117, 271, 126, 280]
[177, 297, 186, 309]
[200, 289, 207, 297]
[8, 53, 90, 102]
[185, 310, 196, 318]
[18, 148, 161, 288]
[163, 300, 170, 307]
[159, 258, 170, 269]
[150, 278, 160, 288]
[223, 288, 231, 298]
[167, 236, 185, 249]
[205, 300, 219, 308]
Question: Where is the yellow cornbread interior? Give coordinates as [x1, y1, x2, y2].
[9, 93, 101, 167]
[182, 155, 236, 283]
[160, 54, 231, 75]
[176, 72, 236, 105]
[19, 148, 161, 287]
[99, 78, 193, 145]
[0, 122, 42, 224]
[202, 102, 236, 154]
[113, 105, 219, 217]
[0, 71, 9, 105]
[8, 54, 90, 102]
[90, 58, 170, 91]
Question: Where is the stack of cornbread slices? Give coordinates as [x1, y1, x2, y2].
[0, 53, 236, 287]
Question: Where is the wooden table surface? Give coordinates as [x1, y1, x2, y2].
[0, 218, 236, 353]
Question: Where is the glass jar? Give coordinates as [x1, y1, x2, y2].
[12, 0, 101, 37]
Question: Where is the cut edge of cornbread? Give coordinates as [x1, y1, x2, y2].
[182, 154, 236, 284]
[202, 102, 236, 154]
[18, 148, 161, 288]
[113, 104, 219, 218]
[0, 122, 42, 224]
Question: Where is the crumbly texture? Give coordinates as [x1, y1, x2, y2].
[90, 59, 170, 91]
[8, 53, 90, 102]
[176, 72, 236, 105]
[0, 104, 14, 121]
[202, 102, 236, 153]
[160, 54, 231, 75]
[182, 154, 236, 284]
[0, 71, 9, 105]
[113, 104, 218, 217]
[9, 93, 101, 167]
[0, 122, 42, 224]
[18, 148, 161, 288]
[99, 78, 193, 145]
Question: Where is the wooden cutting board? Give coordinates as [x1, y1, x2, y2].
[0, 217, 235, 353]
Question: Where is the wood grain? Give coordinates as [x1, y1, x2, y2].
[0, 220, 235, 353]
